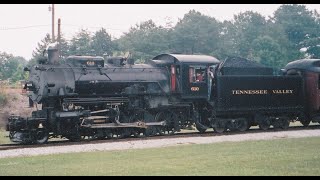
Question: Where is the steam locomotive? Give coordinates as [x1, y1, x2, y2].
[6, 43, 320, 144]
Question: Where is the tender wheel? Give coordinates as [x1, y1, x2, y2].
[227, 118, 248, 132]
[300, 119, 311, 127]
[272, 119, 282, 129]
[255, 114, 270, 130]
[235, 118, 248, 132]
[34, 129, 49, 144]
[213, 119, 226, 133]
[259, 119, 271, 130]
[280, 118, 290, 129]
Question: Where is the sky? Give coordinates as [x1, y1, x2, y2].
[1, 4, 320, 60]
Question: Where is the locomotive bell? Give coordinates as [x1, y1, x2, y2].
[47, 43, 59, 64]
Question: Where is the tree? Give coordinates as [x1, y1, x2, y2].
[252, 36, 284, 70]
[117, 19, 171, 61]
[69, 29, 92, 56]
[32, 34, 52, 59]
[301, 37, 320, 58]
[0, 52, 13, 80]
[261, 21, 303, 65]
[28, 34, 52, 67]
[11, 64, 26, 82]
[273, 4, 320, 59]
[215, 20, 239, 59]
[171, 10, 221, 55]
[229, 11, 267, 59]
[91, 28, 113, 56]
[0, 52, 27, 82]
[58, 33, 71, 61]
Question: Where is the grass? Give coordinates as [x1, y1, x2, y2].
[0, 137, 320, 176]
[0, 130, 10, 144]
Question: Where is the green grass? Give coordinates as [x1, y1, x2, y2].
[0, 130, 10, 144]
[0, 137, 320, 176]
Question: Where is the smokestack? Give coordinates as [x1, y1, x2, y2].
[47, 43, 59, 64]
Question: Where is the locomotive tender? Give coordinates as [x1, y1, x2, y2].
[6, 44, 320, 144]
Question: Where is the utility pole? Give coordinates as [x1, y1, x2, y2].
[49, 4, 55, 42]
[57, 18, 61, 57]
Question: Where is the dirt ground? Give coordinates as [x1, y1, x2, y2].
[0, 88, 36, 128]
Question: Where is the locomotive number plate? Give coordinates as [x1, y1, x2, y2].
[191, 87, 200, 91]
[87, 61, 95, 66]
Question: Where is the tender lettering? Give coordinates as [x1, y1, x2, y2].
[232, 89, 294, 95]
[232, 90, 268, 95]
[272, 90, 293, 94]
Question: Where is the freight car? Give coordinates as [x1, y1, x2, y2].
[6, 44, 320, 144]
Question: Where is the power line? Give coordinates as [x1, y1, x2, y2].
[0, 25, 51, 30]
[0, 24, 127, 32]
[63, 24, 126, 31]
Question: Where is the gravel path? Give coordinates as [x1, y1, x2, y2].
[1, 129, 320, 159]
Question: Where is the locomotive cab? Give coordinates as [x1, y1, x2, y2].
[151, 54, 220, 101]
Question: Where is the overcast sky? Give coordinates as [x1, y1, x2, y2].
[1, 4, 320, 60]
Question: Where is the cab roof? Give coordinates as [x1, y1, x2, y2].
[152, 54, 220, 64]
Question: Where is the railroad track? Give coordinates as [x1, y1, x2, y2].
[1, 124, 320, 151]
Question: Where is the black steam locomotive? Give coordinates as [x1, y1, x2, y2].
[6, 44, 320, 144]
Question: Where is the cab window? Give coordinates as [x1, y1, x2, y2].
[189, 66, 206, 83]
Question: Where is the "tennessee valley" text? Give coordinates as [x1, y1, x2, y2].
[232, 89, 293, 95]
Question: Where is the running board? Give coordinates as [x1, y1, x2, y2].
[81, 121, 166, 129]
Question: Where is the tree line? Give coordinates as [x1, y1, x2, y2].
[1, 4, 320, 83]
